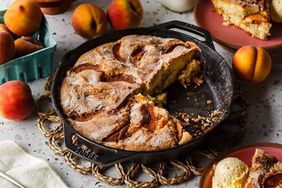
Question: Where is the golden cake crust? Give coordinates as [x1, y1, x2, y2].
[60, 35, 200, 151]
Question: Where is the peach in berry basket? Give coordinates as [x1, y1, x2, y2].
[15, 37, 44, 57]
[0, 31, 15, 64]
[0, 24, 17, 39]
[4, 0, 43, 36]
[72, 3, 107, 39]
[107, 0, 143, 30]
[233, 45, 272, 83]
[0, 80, 35, 121]
[0, 24, 9, 33]
[0, 24, 14, 37]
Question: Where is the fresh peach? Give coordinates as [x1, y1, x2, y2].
[0, 24, 13, 36]
[0, 24, 17, 39]
[233, 45, 272, 83]
[107, 0, 143, 30]
[0, 31, 15, 64]
[72, 3, 107, 39]
[0, 80, 35, 121]
[4, 0, 43, 36]
[0, 24, 9, 33]
[15, 37, 44, 57]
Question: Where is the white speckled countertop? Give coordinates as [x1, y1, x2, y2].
[1, 0, 282, 187]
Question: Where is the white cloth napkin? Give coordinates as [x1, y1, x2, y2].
[0, 140, 68, 188]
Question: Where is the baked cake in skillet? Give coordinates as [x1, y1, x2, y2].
[211, 0, 272, 40]
[60, 35, 202, 151]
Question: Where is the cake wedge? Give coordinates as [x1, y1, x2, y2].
[211, 0, 272, 40]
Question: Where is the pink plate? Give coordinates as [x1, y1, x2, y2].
[199, 143, 282, 188]
[194, 0, 282, 50]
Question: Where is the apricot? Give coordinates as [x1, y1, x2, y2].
[0, 31, 16, 64]
[0, 80, 35, 121]
[4, 0, 43, 36]
[233, 45, 272, 83]
[15, 37, 44, 57]
[107, 0, 143, 30]
[72, 3, 107, 39]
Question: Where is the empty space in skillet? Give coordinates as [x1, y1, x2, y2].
[166, 52, 232, 135]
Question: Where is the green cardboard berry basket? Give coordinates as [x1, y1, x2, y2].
[0, 10, 56, 85]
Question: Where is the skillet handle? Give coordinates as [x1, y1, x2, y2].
[64, 123, 135, 167]
[154, 21, 215, 50]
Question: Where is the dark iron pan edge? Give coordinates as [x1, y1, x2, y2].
[51, 21, 234, 167]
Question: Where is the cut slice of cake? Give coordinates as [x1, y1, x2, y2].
[211, 0, 272, 40]
[244, 149, 278, 187]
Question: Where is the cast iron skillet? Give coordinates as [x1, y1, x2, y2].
[51, 21, 233, 167]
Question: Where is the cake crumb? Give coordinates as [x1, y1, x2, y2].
[207, 100, 212, 105]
